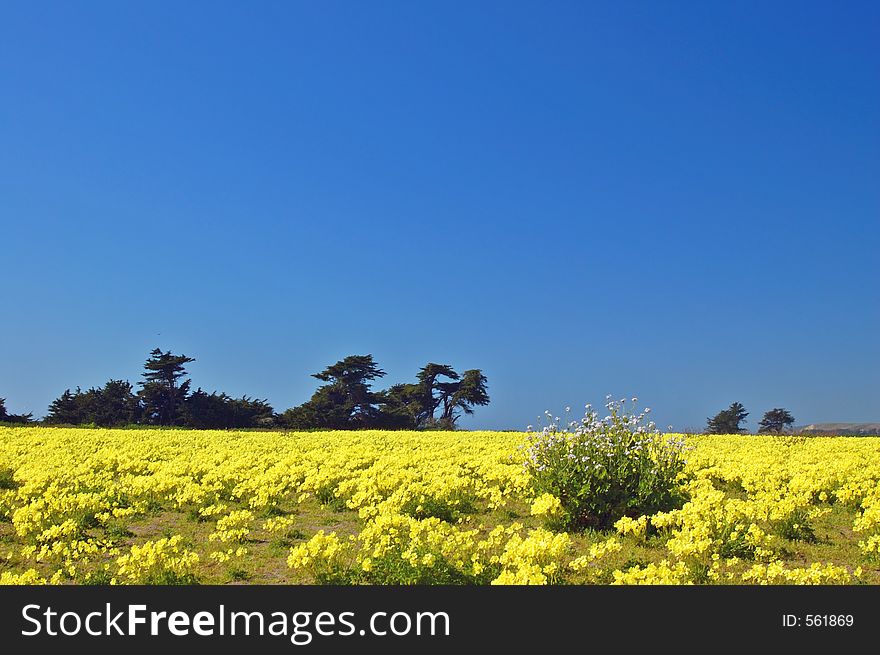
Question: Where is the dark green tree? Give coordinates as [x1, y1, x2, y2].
[45, 389, 87, 424]
[377, 364, 490, 429]
[437, 369, 490, 427]
[183, 389, 275, 429]
[758, 408, 796, 434]
[416, 364, 458, 425]
[90, 380, 141, 426]
[183, 389, 229, 429]
[0, 398, 32, 424]
[375, 382, 424, 429]
[706, 402, 749, 434]
[46, 381, 140, 426]
[281, 385, 349, 429]
[281, 355, 386, 429]
[227, 395, 275, 428]
[138, 348, 195, 426]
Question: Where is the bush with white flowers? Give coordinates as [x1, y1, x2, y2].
[523, 398, 689, 531]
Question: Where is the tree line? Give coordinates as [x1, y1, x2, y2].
[1, 353, 800, 434]
[705, 402, 796, 434]
[1, 349, 489, 430]
[0, 398, 32, 424]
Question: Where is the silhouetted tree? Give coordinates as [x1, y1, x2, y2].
[437, 369, 490, 427]
[228, 395, 275, 428]
[706, 402, 749, 434]
[138, 348, 195, 426]
[416, 364, 458, 425]
[0, 398, 32, 424]
[375, 382, 424, 429]
[758, 408, 796, 434]
[377, 364, 490, 429]
[45, 389, 87, 424]
[46, 381, 140, 426]
[90, 380, 140, 426]
[183, 389, 275, 429]
[281, 355, 386, 429]
[182, 389, 228, 429]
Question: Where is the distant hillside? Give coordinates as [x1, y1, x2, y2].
[796, 423, 880, 436]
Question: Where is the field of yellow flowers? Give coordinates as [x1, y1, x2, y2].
[1, 427, 878, 585]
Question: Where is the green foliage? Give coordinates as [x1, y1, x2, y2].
[36, 350, 490, 431]
[0, 466, 19, 490]
[0, 398, 32, 424]
[400, 494, 475, 522]
[138, 348, 195, 426]
[272, 528, 306, 549]
[776, 507, 817, 543]
[141, 571, 199, 585]
[45, 389, 86, 424]
[350, 556, 476, 585]
[281, 355, 386, 430]
[283, 357, 491, 430]
[45, 349, 276, 430]
[377, 363, 489, 430]
[89, 380, 141, 426]
[706, 402, 749, 434]
[46, 381, 140, 427]
[183, 389, 274, 429]
[437, 369, 490, 425]
[82, 569, 114, 585]
[758, 408, 796, 435]
[375, 383, 426, 429]
[524, 399, 689, 531]
[103, 523, 135, 542]
[315, 484, 349, 512]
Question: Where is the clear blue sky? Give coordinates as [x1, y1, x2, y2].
[1, 1, 877, 431]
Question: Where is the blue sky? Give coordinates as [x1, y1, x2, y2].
[1, 1, 877, 430]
